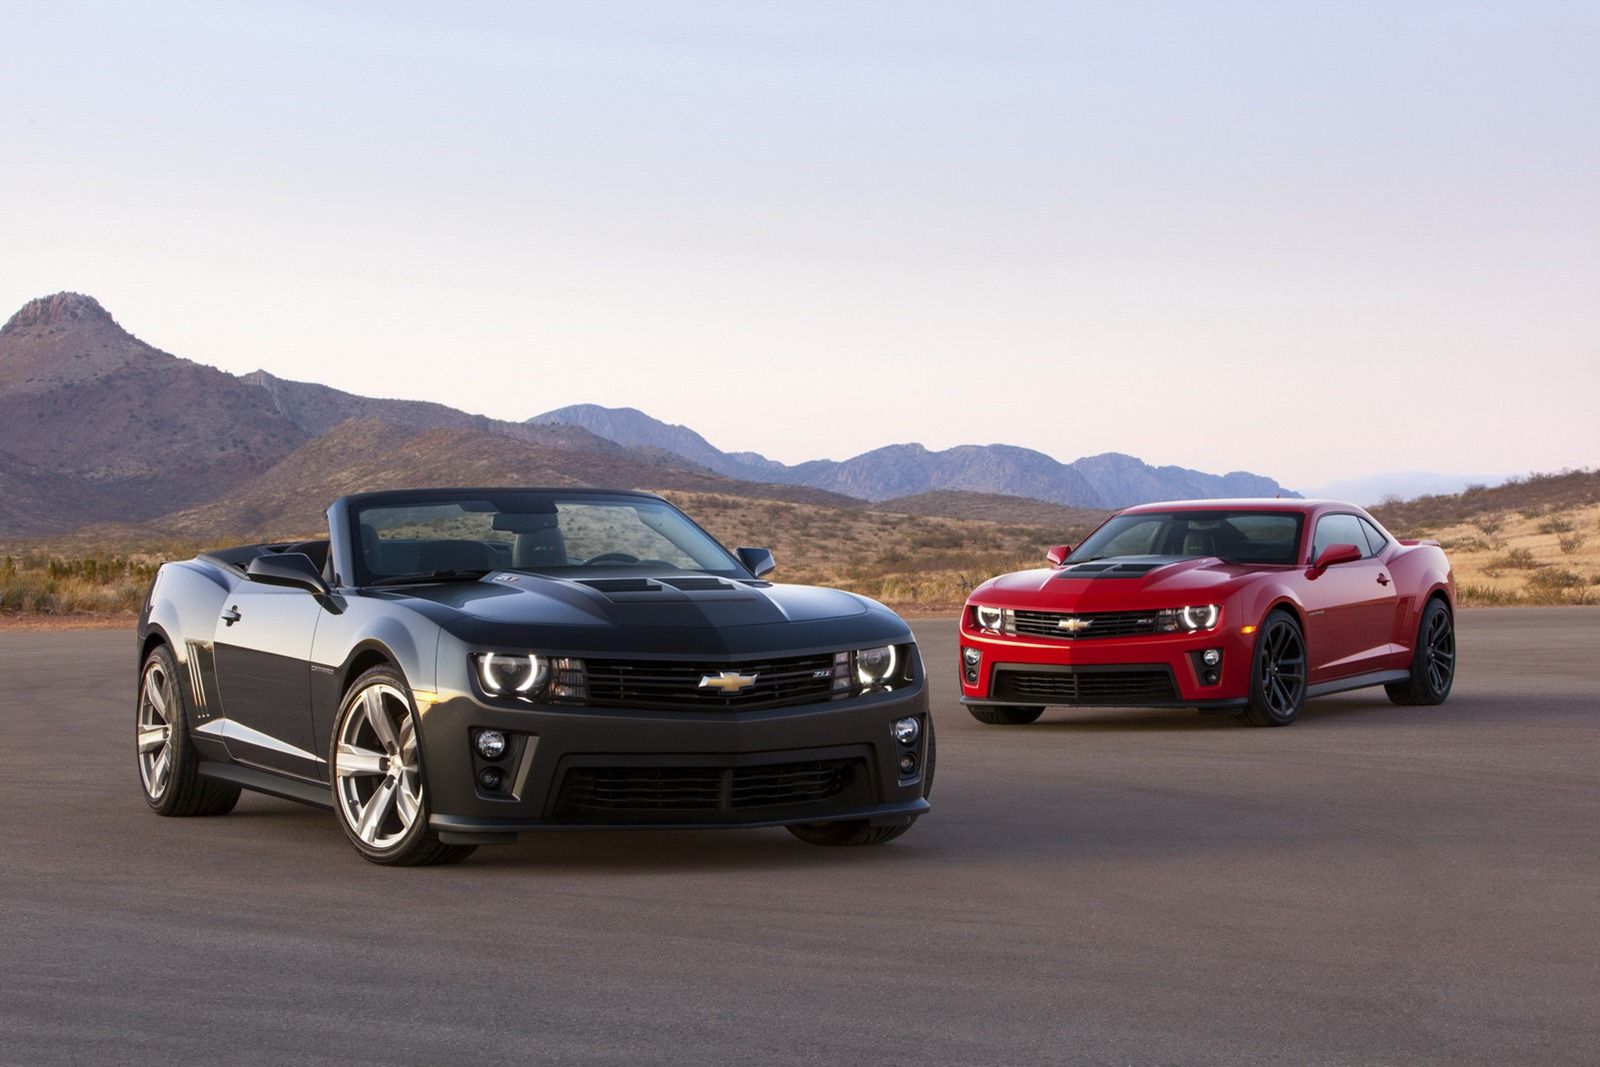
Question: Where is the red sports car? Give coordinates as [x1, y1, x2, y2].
[960, 500, 1456, 727]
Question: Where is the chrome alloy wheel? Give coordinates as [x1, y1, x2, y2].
[1258, 617, 1307, 718]
[334, 683, 423, 849]
[137, 660, 176, 800]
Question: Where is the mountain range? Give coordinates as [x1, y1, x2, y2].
[0, 292, 1294, 542]
[530, 406, 1291, 508]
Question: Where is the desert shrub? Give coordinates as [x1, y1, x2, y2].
[1525, 568, 1588, 603]
[1476, 515, 1504, 536]
[1538, 516, 1575, 535]
[1519, 503, 1548, 519]
[1440, 536, 1491, 553]
[1457, 583, 1519, 607]
[1558, 531, 1588, 555]
[1489, 547, 1538, 570]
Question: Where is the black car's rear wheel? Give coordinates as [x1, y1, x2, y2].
[331, 665, 474, 866]
[1386, 598, 1456, 706]
[967, 704, 1045, 725]
[137, 644, 239, 817]
[787, 715, 936, 847]
[1240, 610, 1306, 727]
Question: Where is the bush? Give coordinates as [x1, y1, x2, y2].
[1538, 516, 1575, 535]
[1558, 531, 1588, 555]
[1525, 568, 1589, 603]
[1489, 547, 1538, 570]
[1477, 515, 1504, 536]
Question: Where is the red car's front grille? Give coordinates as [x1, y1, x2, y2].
[1009, 609, 1162, 640]
[992, 667, 1178, 705]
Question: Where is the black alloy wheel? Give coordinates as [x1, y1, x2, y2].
[1241, 610, 1306, 727]
[1386, 598, 1456, 706]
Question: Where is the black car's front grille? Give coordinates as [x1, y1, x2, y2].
[583, 653, 838, 711]
[1010, 609, 1161, 640]
[556, 759, 860, 816]
[992, 667, 1178, 705]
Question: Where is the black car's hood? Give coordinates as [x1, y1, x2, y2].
[369, 571, 907, 658]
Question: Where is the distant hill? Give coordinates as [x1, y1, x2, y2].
[1304, 471, 1508, 507]
[1369, 468, 1600, 535]
[530, 403, 1294, 508]
[0, 293, 307, 524]
[869, 490, 1107, 531]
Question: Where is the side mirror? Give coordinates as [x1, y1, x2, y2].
[1046, 544, 1073, 567]
[1311, 542, 1363, 575]
[246, 552, 330, 595]
[736, 546, 776, 578]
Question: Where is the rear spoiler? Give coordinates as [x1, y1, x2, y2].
[1396, 538, 1440, 547]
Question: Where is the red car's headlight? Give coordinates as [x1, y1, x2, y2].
[1156, 605, 1221, 632]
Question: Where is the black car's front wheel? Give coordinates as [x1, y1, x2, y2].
[137, 644, 240, 817]
[1240, 610, 1307, 727]
[787, 715, 936, 847]
[331, 665, 474, 866]
[1386, 598, 1456, 706]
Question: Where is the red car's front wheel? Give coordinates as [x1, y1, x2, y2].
[1240, 610, 1306, 727]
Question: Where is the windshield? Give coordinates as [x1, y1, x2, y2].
[348, 491, 746, 584]
[1069, 510, 1305, 566]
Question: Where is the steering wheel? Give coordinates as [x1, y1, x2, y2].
[583, 552, 640, 566]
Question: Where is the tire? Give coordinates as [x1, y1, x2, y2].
[966, 704, 1045, 725]
[786, 715, 936, 847]
[137, 644, 240, 817]
[330, 665, 475, 866]
[1386, 598, 1456, 706]
[1240, 610, 1307, 727]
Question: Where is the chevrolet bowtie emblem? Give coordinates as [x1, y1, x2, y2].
[699, 671, 759, 694]
[1056, 617, 1092, 633]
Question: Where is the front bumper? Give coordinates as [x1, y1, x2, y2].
[414, 682, 932, 839]
[958, 623, 1254, 709]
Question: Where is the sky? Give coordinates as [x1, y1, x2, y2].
[2, 1, 1597, 492]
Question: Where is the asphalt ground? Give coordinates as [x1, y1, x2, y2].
[2, 609, 1597, 1065]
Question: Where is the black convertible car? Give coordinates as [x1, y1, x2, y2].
[135, 488, 932, 865]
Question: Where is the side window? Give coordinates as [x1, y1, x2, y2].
[1358, 518, 1389, 557]
[1311, 514, 1372, 561]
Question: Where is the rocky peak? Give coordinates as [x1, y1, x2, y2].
[1, 292, 118, 335]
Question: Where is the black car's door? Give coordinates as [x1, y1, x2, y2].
[209, 582, 326, 779]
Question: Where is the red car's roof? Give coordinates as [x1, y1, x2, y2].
[1118, 498, 1355, 515]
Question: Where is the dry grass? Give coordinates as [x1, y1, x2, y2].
[1389, 501, 1600, 606]
[0, 553, 162, 617]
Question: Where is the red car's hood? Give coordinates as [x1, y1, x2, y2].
[971, 557, 1279, 611]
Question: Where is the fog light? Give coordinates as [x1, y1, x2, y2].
[1202, 648, 1221, 667]
[475, 729, 507, 760]
[898, 751, 919, 776]
[1202, 670, 1219, 685]
[892, 716, 920, 746]
[962, 647, 981, 667]
[478, 767, 504, 791]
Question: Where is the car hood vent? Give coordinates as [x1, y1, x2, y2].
[579, 578, 662, 593]
[1054, 557, 1189, 579]
[660, 577, 734, 591]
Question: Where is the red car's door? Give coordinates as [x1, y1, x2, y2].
[1301, 513, 1401, 681]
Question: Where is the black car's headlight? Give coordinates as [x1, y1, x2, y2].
[1156, 604, 1221, 632]
[472, 653, 587, 702]
[475, 652, 546, 694]
[833, 643, 914, 696]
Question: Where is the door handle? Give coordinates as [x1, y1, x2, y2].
[221, 606, 242, 626]
[1376, 573, 1390, 586]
